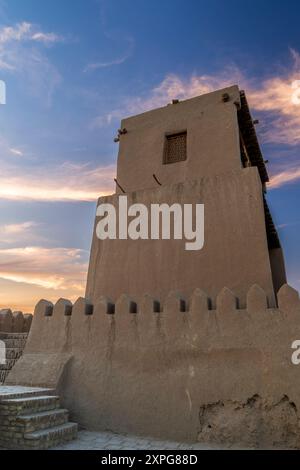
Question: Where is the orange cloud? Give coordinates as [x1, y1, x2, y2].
[1, 221, 37, 235]
[268, 167, 300, 189]
[0, 162, 116, 201]
[2, 50, 299, 202]
[0, 245, 89, 312]
[0, 221, 43, 245]
[0, 246, 88, 290]
[0, 277, 85, 313]
[99, 50, 299, 189]
[94, 49, 300, 147]
[93, 66, 243, 126]
[125, 59, 300, 147]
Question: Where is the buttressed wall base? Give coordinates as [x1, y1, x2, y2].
[7, 285, 300, 448]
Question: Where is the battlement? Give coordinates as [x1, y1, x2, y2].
[29, 284, 299, 329]
[32, 283, 299, 318]
[0, 310, 32, 334]
[7, 283, 300, 359]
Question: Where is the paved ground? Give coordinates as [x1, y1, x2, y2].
[53, 430, 222, 450]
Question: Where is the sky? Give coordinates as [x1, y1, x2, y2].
[0, 0, 299, 312]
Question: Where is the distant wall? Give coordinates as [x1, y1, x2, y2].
[86, 167, 276, 308]
[0, 310, 32, 333]
[7, 285, 300, 447]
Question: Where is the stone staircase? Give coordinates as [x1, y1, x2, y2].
[0, 333, 28, 384]
[0, 386, 78, 449]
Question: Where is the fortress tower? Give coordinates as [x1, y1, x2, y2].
[6, 86, 299, 448]
[86, 85, 286, 308]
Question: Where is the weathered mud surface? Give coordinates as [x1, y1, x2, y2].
[198, 395, 300, 448]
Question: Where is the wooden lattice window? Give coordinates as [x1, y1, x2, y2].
[163, 131, 187, 164]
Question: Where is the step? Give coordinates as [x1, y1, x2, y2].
[5, 348, 23, 360]
[0, 395, 60, 415]
[0, 386, 55, 400]
[0, 333, 28, 340]
[15, 408, 69, 433]
[24, 422, 78, 449]
[2, 339, 26, 349]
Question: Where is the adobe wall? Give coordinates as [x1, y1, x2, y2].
[86, 167, 276, 308]
[116, 85, 242, 193]
[7, 284, 300, 447]
[0, 309, 32, 334]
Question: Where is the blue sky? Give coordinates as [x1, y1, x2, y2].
[0, 0, 299, 311]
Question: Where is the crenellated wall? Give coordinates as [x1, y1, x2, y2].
[0, 310, 32, 334]
[0, 310, 32, 384]
[6, 285, 300, 447]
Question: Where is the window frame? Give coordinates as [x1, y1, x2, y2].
[163, 130, 187, 165]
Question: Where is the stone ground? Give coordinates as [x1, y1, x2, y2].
[53, 430, 222, 450]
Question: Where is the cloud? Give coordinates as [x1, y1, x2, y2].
[0, 136, 29, 160]
[84, 54, 130, 72]
[277, 221, 300, 229]
[128, 68, 244, 115]
[0, 21, 62, 46]
[0, 21, 31, 45]
[0, 275, 85, 312]
[84, 31, 134, 72]
[0, 21, 64, 104]
[269, 167, 300, 189]
[0, 245, 88, 291]
[90, 109, 124, 129]
[91, 65, 244, 127]
[31, 32, 62, 44]
[1, 221, 37, 235]
[0, 221, 43, 245]
[92, 50, 300, 148]
[247, 51, 300, 146]
[0, 161, 116, 202]
[0, 220, 88, 310]
[90, 49, 300, 190]
[9, 147, 23, 157]
[134, 52, 300, 149]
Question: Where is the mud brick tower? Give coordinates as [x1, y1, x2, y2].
[86, 85, 286, 308]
